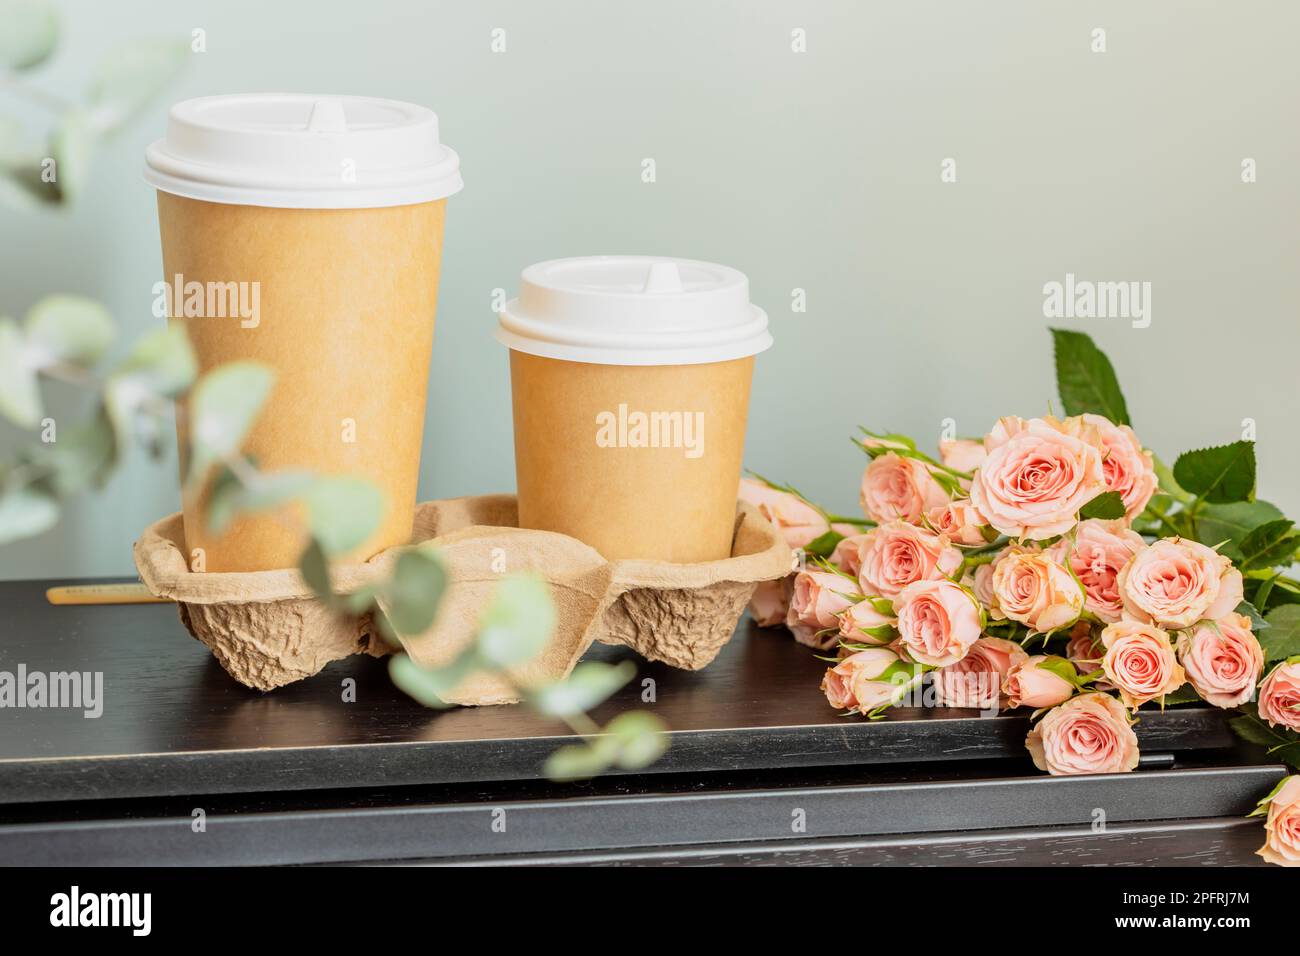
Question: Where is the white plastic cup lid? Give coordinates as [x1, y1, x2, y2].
[144, 93, 462, 209]
[496, 256, 773, 366]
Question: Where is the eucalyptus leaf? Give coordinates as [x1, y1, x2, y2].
[302, 476, 385, 556]
[387, 653, 459, 710]
[1078, 490, 1125, 520]
[529, 661, 636, 717]
[0, 317, 41, 427]
[105, 324, 196, 444]
[24, 294, 114, 367]
[476, 574, 556, 668]
[0, 484, 59, 545]
[297, 537, 332, 603]
[1050, 328, 1130, 426]
[48, 109, 94, 204]
[383, 547, 446, 637]
[206, 468, 314, 534]
[24, 405, 116, 496]
[0, 0, 58, 71]
[543, 740, 619, 782]
[186, 361, 274, 484]
[87, 37, 188, 132]
[605, 711, 669, 769]
[1261, 606, 1300, 665]
[1173, 441, 1256, 504]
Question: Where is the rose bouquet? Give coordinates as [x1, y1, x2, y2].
[744, 330, 1300, 866]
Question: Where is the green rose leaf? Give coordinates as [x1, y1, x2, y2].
[529, 660, 636, 717]
[1173, 441, 1256, 505]
[1236, 600, 1269, 633]
[1161, 684, 1203, 706]
[804, 529, 844, 559]
[0, 484, 59, 545]
[0, 317, 42, 427]
[1050, 328, 1130, 426]
[24, 294, 115, 368]
[186, 361, 274, 485]
[87, 37, 188, 133]
[1196, 500, 1284, 560]
[1037, 655, 1081, 687]
[1261, 606, 1300, 665]
[0, 0, 58, 71]
[1079, 490, 1125, 520]
[302, 476, 385, 556]
[1237, 519, 1300, 572]
[476, 574, 555, 668]
[383, 547, 446, 637]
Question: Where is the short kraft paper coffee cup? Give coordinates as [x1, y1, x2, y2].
[497, 257, 773, 563]
[144, 95, 463, 571]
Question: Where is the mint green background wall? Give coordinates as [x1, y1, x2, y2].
[3, 0, 1297, 578]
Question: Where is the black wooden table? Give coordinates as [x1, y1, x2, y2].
[0, 579, 1284, 865]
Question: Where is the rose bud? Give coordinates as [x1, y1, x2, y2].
[838, 598, 897, 646]
[925, 499, 987, 546]
[1047, 519, 1145, 624]
[990, 548, 1084, 634]
[1004, 655, 1077, 709]
[821, 647, 917, 713]
[739, 477, 829, 550]
[748, 576, 793, 628]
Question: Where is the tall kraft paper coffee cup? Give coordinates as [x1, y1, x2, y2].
[144, 95, 462, 571]
[497, 257, 772, 563]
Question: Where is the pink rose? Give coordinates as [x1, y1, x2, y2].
[983, 416, 1030, 451]
[1066, 623, 1103, 677]
[821, 647, 916, 712]
[990, 548, 1084, 633]
[970, 562, 996, 609]
[1048, 519, 1145, 623]
[739, 478, 829, 550]
[932, 637, 1029, 710]
[1259, 662, 1300, 732]
[1117, 537, 1244, 629]
[892, 578, 982, 667]
[859, 453, 950, 524]
[830, 532, 871, 576]
[1100, 620, 1185, 709]
[1026, 692, 1140, 776]
[1257, 775, 1300, 868]
[939, 438, 987, 475]
[838, 598, 897, 645]
[1004, 655, 1077, 709]
[856, 520, 962, 601]
[748, 576, 793, 627]
[1177, 613, 1264, 708]
[786, 570, 857, 649]
[1080, 414, 1157, 522]
[970, 418, 1106, 540]
[926, 499, 987, 546]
